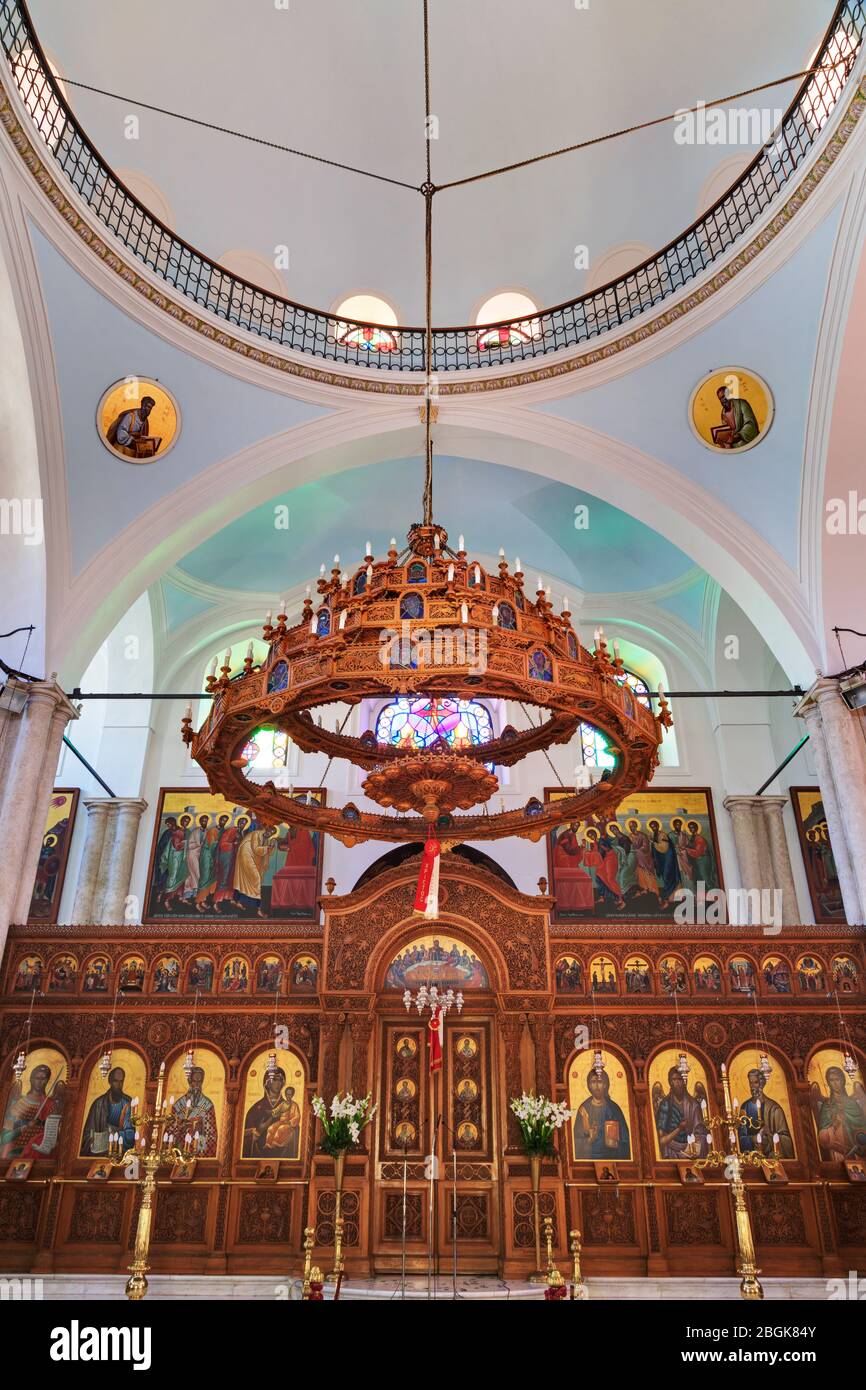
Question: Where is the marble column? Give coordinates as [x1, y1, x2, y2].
[798, 699, 862, 924]
[812, 678, 866, 922]
[99, 798, 147, 925]
[760, 797, 802, 926]
[723, 796, 766, 924]
[0, 677, 78, 953]
[70, 798, 112, 923]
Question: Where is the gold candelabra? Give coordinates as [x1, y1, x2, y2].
[694, 1062, 767, 1300]
[101, 1060, 184, 1300]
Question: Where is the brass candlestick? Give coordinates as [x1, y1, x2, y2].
[569, 1228, 587, 1299]
[100, 1061, 184, 1301]
[301, 1225, 315, 1300]
[694, 1062, 766, 1301]
[528, 1152, 546, 1283]
[327, 1148, 347, 1283]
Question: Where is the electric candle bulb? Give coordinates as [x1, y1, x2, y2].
[492, 605, 499, 623]
[224, 648, 231, 667]
[333, 555, 340, 566]
[265, 611, 272, 626]
[498, 547, 505, 558]
[366, 564, 373, 580]
[562, 596, 569, 611]
[537, 576, 544, 592]
[458, 535, 465, 551]
[320, 563, 326, 576]
[365, 541, 372, 556]
[184, 703, 192, 720]
[773, 1132, 780, 1154]
[246, 642, 253, 660]
[514, 556, 521, 573]
[310, 618, 316, 634]
[447, 563, 454, 581]
[433, 533, 441, 548]
[278, 598, 285, 614]
[474, 565, 481, 584]
[208, 656, 217, 677]
[339, 609, 347, 629]
[460, 602, 468, 624]
[390, 538, 397, 550]
[687, 1133, 695, 1147]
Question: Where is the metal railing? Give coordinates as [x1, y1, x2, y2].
[1, 0, 863, 373]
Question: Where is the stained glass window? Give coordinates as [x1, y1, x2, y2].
[376, 697, 494, 751]
[353, 570, 367, 595]
[240, 727, 291, 771]
[497, 601, 516, 630]
[399, 592, 424, 620]
[316, 608, 331, 636]
[407, 562, 426, 584]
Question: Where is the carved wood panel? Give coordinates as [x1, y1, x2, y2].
[663, 1190, 723, 1246]
[68, 1188, 125, 1243]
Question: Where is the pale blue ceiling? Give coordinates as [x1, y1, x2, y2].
[538, 202, 843, 570]
[28, 0, 833, 321]
[168, 453, 696, 607]
[31, 225, 331, 578]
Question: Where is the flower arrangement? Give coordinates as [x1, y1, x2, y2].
[510, 1092, 573, 1156]
[311, 1092, 377, 1155]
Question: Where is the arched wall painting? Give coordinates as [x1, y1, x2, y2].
[807, 1049, 866, 1163]
[79, 1047, 146, 1157]
[384, 935, 489, 992]
[545, 787, 722, 922]
[648, 1050, 712, 1160]
[569, 1051, 632, 1162]
[143, 788, 325, 923]
[240, 1048, 305, 1161]
[728, 1050, 796, 1159]
[790, 788, 845, 923]
[0, 1047, 67, 1161]
[165, 1048, 225, 1158]
[27, 788, 79, 924]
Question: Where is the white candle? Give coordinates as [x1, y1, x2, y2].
[246, 642, 253, 660]
[320, 563, 326, 576]
[514, 556, 521, 573]
[224, 648, 231, 667]
[537, 576, 543, 592]
[333, 554, 340, 565]
[366, 564, 373, 580]
[310, 618, 316, 634]
[208, 656, 217, 677]
[184, 703, 192, 720]
[339, 609, 347, 629]
[492, 605, 499, 623]
[447, 563, 454, 581]
[474, 565, 481, 584]
[562, 596, 569, 611]
[390, 537, 397, 549]
[365, 541, 372, 556]
[265, 611, 272, 626]
[498, 547, 505, 558]
[458, 535, 465, 551]
[278, 597, 285, 613]
[305, 584, 311, 596]
[773, 1132, 780, 1154]
[460, 602, 468, 624]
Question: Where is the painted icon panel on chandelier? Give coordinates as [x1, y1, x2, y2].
[26, 788, 79, 924]
[240, 1048, 306, 1161]
[546, 788, 722, 921]
[143, 788, 325, 922]
[384, 934, 490, 992]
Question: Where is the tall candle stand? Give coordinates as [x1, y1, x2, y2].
[693, 1061, 766, 1300]
[101, 1061, 184, 1300]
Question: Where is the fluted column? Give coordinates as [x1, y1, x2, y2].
[798, 699, 862, 924]
[761, 797, 802, 925]
[71, 799, 112, 923]
[723, 796, 766, 924]
[100, 798, 147, 924]
[812, 679, 866, 921]
[0, 677, 78, 951]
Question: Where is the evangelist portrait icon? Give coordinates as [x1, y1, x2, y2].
[689, 367, 773, 454]
[0, 1047, 67, 1162]
[97, 377, 180, 463]
[395, 1035, 417, 1060]
[649, 1050, 711, 1160]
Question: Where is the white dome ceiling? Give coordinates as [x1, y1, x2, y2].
[28, 0, 833, 321]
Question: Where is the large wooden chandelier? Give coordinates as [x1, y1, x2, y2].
[181, 519, 671, 846]
[181, 95, 671, 845]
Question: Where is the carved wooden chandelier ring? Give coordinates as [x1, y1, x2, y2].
[182, 522, 672, 846]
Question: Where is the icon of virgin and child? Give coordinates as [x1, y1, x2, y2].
[572, 1068, 631, 1160]
[242, 1067, 301, 1159]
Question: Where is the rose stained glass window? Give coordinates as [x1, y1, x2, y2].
[375, 696, 493, 752]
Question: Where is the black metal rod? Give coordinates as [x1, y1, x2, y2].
[65, 688, 806, 701]
[754, 735, 810, 797]
[61, 735, 116, 798]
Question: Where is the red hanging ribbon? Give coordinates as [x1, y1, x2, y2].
[414, 837, 441, 916]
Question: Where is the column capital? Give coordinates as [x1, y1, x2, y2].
[20, 677, 80, 723]
[759, 796, 789, 813]
[111, 798, 148, 814]
[723, 795, 764, 813]
[83, 797, 115, 814]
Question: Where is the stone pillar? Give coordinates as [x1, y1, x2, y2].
[723, 796, 766, 924]
[0, 677, 78, 952]
[71, 799, 112, 924]
[100, 799, 147, 925]
[761, 797, 802, 925]
[798, 699, 862, 924]
[812, 678, 866, 922]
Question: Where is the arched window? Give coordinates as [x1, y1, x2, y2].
[334, 293, 399, 352]
[240, 728, 291, 772]
[376, 696, 494, 751]
[580, 667, 651, 768]
[475, 291, 540, 351]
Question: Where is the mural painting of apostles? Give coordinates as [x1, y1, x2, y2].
[79, 1048, 146, 1157]
[166, 1048, 225, 1158]
[144, 789, 325, 922]
[240, 1048, 305, 1160]
[569, 1050, 632, 1161]
[13, 955, 43, 992]
[546, 789, 721, 921]
[728, 1050, 796, 1159]
[649, 1050, 711, 1159]
[0, 1047, 67, 1161]
[384, 934, 489, 992]
[790, 789, 844, 923]
[808, 1049, 866, 1162]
